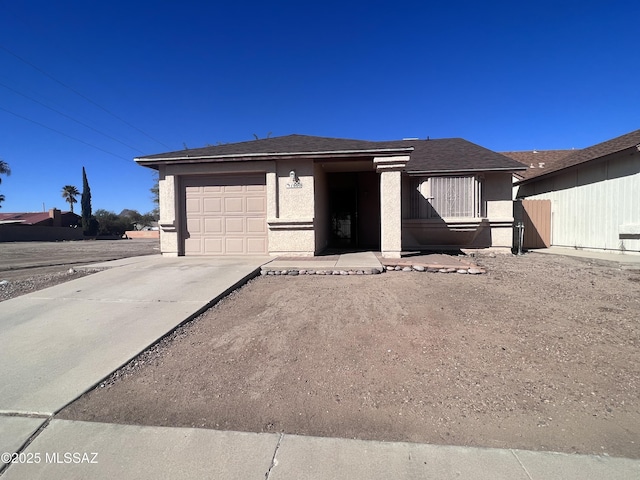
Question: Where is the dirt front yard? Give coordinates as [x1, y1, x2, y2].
[59, 252, 640, 458]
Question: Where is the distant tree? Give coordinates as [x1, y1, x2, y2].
[95, 209, 133, 236]
[0, 159, 10, 208]
[61, 185, 80, 213]
[139, 212, 157, 227]
[81, 167, 98, 236]
[150, 172, 159, 218]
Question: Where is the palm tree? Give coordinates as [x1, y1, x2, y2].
[61, 185, 80, 213]
[0, 160, 9, 208]
[0, 160, 9, 185]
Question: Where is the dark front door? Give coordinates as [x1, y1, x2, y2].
[327, 172, 380, 249]
[329, 181, 357, 248]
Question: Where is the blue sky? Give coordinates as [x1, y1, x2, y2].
[1, 0, 638, 214]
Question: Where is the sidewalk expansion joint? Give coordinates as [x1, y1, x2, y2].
[0, 412, 50, 419]
[265, 433, 284, 480]
[510, 449, 533, 480]
[0, 414, 53, 477]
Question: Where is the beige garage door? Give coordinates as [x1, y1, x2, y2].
[183, 174, 267, 255]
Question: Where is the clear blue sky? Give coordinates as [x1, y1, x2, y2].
[1, 1, 638, 214]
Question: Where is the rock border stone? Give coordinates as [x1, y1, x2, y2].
[260, 265, 486, 276]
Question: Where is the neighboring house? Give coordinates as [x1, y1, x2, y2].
[502, 149, 575, 197]
[510, 129, 640, 254]
[0, 209, 83, 242]
[136, 135, 525, 257]
[0, 209, 80, 227]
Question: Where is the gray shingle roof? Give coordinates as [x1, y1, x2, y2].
[515, 129, 640, 184]
[138, 134, 395, 159]
[137, 134, 526, 174]
[401, 138, 527, 173]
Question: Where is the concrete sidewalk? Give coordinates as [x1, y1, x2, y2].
[532, 246, 640, 266]
[2, 420, 638, 479]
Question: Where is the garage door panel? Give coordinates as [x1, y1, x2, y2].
[187, 218, 202, 234]
[247, 237, 267, 254]
[204, 218, 222, 234]
[224, 197, 244, 213]
[225, 237, 245, 254]
[186, 198, 201, 214]
[203, 197, 222, 213]
[204, 238, 223, 255]
[184, 238, 202, 255]
[225, 217, 244, 233]
[183, 174, 267, 255]
[246, 197, 266, 213]
[246, 217, 266, 233]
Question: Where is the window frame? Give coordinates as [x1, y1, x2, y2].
[406, 174, 485, 220]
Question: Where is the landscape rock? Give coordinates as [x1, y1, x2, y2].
[468, 268, 483, 275]
[402, 266, 412, 272]
[457, 269, 468, 274]
[413, 265, 425, 272]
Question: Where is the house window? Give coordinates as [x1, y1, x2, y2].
[408, 175, 484, 219]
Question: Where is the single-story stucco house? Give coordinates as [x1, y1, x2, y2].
[135, 135, 526, 257]
[509, 128, 640, 254]
[0, 209, 83, 242]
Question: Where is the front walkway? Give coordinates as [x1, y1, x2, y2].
[261, 251, 483, 275]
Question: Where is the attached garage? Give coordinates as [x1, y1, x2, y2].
[183, 174, 267, 255]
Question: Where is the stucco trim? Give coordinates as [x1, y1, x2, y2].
[267, 218, 315, 230]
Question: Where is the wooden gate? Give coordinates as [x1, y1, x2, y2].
[522, 199, 551, 249]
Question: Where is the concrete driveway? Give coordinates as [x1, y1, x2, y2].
[0, 254, 268, 456]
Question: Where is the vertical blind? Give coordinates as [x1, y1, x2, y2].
[409, 176, 483, 218]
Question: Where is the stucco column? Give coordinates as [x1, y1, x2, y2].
[380, 170, 402, 258]
[158, 170, 180, 257]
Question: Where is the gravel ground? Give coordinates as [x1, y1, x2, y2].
[58, 251, 640, 459]
[0, 239, 159, 300]
[0, 269, 101, 302]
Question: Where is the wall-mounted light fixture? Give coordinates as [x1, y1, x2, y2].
[286, 170, 302, 189]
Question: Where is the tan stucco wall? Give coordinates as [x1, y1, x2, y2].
[380, 170, 402, 257]
[266, 160, 316, 255]
[313, 163, 330, 254]
[158, 166, 180, 256]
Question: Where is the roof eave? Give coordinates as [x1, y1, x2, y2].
[135, 147, 415, 165]
[406, 166, 527, 175]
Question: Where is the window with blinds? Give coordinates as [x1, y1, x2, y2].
[408, 176, 484, 219]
